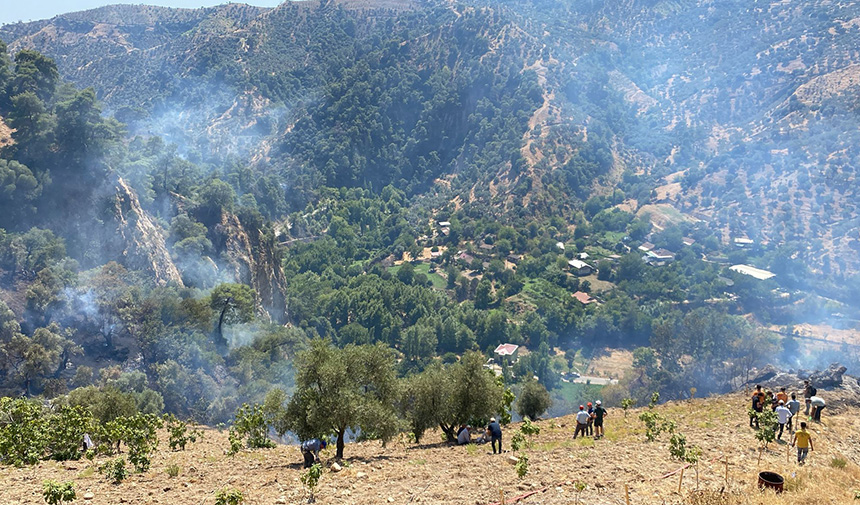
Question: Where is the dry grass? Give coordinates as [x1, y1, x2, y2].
[1, 392, 859, 504]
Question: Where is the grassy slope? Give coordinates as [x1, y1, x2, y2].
[3, 390, 859, 504]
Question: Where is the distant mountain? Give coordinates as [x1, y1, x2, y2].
[3, 0, 859, 272]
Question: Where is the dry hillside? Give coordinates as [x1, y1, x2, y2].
[2, 389, 859, 505]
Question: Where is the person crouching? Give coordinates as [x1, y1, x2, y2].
[300, 438, 326, 468]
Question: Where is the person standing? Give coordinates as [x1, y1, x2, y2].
[775, 400, 792, 440]
[586, 402, 595, 436]
[300, 438, 327, 468]
[810, 396, 826, 422]
[791, 422, 813, 465]
[786, 393, 801, 431]
[750, 385, 764, 428]
[487, 417, 502, 454]
[592, 400, 607, 440]
[803, 380, 815, 416]
[574, 405, 590, 439]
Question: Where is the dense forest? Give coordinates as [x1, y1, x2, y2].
[1, 0, 860, 461]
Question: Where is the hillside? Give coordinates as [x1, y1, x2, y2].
[3, 0, 860, 275]
[3, 387, 859, 505]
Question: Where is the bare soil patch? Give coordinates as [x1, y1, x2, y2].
[3, 391, 859, 504]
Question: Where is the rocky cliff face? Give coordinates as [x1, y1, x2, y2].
[109, 177, 184, 287]
[211, 212, 288, 324]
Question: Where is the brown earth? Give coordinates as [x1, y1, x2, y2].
[3, 390, 859, 505]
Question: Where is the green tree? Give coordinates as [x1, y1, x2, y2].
[516, 379, 552, 421]
[281, 339, 400, 459]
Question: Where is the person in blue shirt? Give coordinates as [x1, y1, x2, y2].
[301, 438, 327, 468]
[786, 393, 801, 431]
[487, 417, 502, 454]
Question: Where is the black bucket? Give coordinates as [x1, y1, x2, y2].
[758, 471, 784, 493]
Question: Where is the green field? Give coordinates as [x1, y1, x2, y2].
[389, 262, 447, 290]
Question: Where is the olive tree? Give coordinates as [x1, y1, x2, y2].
[278, 339, 401, 459]
[516, 379, 552, 421]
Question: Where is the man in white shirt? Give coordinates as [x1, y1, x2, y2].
[775, 400, 792, 440]
[574, 405, 590, 439]
[810, 396, 826, 422]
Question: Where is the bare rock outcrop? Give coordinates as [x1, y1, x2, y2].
[809, 363, 848, 389]
[108, 177, 184, 287]
[211, 212, 287, 324]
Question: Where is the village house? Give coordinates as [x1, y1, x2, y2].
[493, 343, 520, 363]
[638, 241, 655, 252]
[568, 259, 595, 276]
[572, 291, 597, 305]
[644, 248, 675, 266]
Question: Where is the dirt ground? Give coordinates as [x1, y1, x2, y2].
[0, 115, 14, 148]
[586, 349, 634, 379]
[3, 389, 859, 505]
[775, 322, 860, 347]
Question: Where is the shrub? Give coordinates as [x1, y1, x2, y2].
[46, 405, 94, 461]
[620, 398, 635, 417]
[42, 480, 75, 505]
[100, 457, 127, 484]
[638, 411, 675, 442]
[0, 397, 47, 466]
[515, 454, 529, 478]
[300, 463, 323, 502]
[164, 414, 202, 451]
[520, 419, 540, 436]
[753, 409, 777, 449]
[510, 431, 526, 451]
[831, 457, 848, 469]
[228, 403, 275, 455]
[166, 464, 181, 478]
[124, 413, 163, 472]
[215, 487, 245, 505]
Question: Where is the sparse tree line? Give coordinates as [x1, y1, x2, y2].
[1, 339, 552, 468]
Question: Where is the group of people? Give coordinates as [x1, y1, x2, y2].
[573, 400, 607, 440]
[456, 417, 504, 454]
[748, 380, 824, 465]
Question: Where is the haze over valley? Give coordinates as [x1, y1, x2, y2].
[1, 1, 860, 503]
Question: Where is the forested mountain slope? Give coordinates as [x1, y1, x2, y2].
[1, 0, 860, 435]
[3, 0, 858, 275]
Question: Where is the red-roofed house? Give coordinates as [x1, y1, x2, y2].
[493, 343, 520, 362]
[572, 291, 597, 305]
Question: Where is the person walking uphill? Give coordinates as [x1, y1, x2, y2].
[786, 393, 801, 431]
[803, 380, 816, 416]
[574, 405, 590, 439]
[592, 400, 607, 440]
[791, 422, 813, 465]
[487, 417, 502, 454]
[301, 438, 327, 468]
[775, 400, 792, 440]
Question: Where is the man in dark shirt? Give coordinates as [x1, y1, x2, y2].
[593, 400, 607, 439]
[750, 385, 764, 428]
[487, 417, 502, 454]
